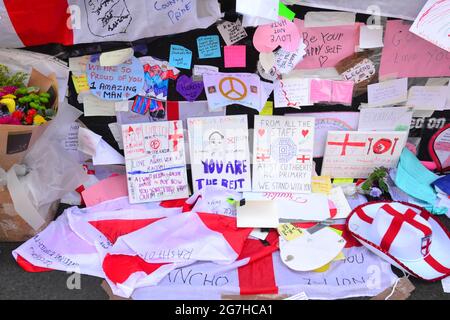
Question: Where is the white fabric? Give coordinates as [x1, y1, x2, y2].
[132, 246, 398, 300]
[112, 212, 239, 264]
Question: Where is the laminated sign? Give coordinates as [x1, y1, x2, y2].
[122, 121, 189, 203]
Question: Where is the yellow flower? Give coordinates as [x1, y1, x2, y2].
[0, 96, 16, 113]
[33, 114, 47, 125]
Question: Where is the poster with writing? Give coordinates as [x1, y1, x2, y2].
[253, 116, 315, 193]
[122, 121, 189, 203]
[410, 0, 450, 52]
[294, 19, 359, 69]
[187, 115, 251, 192]
[322, 131, 408, 178]
[379, 20, 450, 78]
[86, 56, 144, 100]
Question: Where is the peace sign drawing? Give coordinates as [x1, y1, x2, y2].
[219, 77, 248, 100]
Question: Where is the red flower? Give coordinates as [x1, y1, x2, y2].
[11, 110, 24, 121]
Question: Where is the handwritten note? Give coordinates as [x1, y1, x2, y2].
[358, 106, 413, 131]
[224, 45, 246, 68]
[274, 78, 311, 108]
[311, 176, 332, 194]
[188, 115, 251, 192]
[169, 45, 192, 70]
[175, 75, 204, 102]
[340, 58, 376, 83]
[253, 116, 315, 193]
[86, 56, 144, 101]
[197, 35, 221, 59]
[71, 74, 90, 94]
[122, 121, 189, 203]
[253, 17, 301, 53]
[84, 0, 132, 38]
[410, 0, 450, 52]
[294, 19, 359, 69]
[217, 19, 248, 46]
[322, 131, 408, 178]
[379, 20, 450, 78]
[407, 86, 448, 110]
[192, 65, 219, 79]
[367, 78, 408, 107]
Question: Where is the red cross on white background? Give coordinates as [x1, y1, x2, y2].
[168, 122, 183, 151]
[296, 155, 310, 163]
[328, 133, 366, 156]
[257, 153, 270, 162]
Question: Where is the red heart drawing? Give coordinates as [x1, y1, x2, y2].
[258, 128, 265, 136]
[301, 130, 309, 137]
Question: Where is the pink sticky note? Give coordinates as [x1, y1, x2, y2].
[310, 79, 332, 102]
[379, 20, 450, 78]
[224, 45, 246, 68]
[81, 174, 128, 207]
[253, 17, 301, 53]
[332, 80, 354, 104]
[294, 19, 359, 69]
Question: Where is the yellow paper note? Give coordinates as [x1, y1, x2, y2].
[333, 178, 354, 185]
[72, 74, 90, 94]
[311, 175, 332, 194]
[277, 223, 304, 241]
[260, 101, 273, 115]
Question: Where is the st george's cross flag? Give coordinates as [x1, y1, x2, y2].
[0, 0, 221, 48]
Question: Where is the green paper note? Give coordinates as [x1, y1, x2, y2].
[279, 2, 295, 21]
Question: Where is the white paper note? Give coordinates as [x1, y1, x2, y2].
[77, 127, 101, 156]
[92, 139, 125, 165]
[83, 94, 117, 116]
[407, 86, 448, 110]
[217, 19, 248, 46]
[358, 106, 413, 131]
[359, 25, 384, 49]
[409, 0, 450, 52]
[274, 78, 311, 108]
[237, 200, 279, 228]
[367, 78, 408, 107]
[304, 11, 356, 27]
[236, 0, 279, 22]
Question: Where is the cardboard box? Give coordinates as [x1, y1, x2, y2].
[0, 184, 58, 242]
[0, 69, 58, 171]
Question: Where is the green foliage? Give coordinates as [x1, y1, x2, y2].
[0, 64, 27, 87]
[361, 167, 389, 193]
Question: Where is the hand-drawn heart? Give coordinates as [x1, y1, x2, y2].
[258, 128, 265, 137]
[253, 17, 300, 53]
[318, 55, 328, 67]
[429, 124, 450, 172]
[301, 129, 309, 138]
[175, 75, 204, 102]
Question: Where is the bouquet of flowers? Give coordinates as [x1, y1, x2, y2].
[0, 65, 55, 125]
[358, 167, 392, 201]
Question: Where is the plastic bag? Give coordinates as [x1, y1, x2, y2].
[20, 101, 89, 209]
